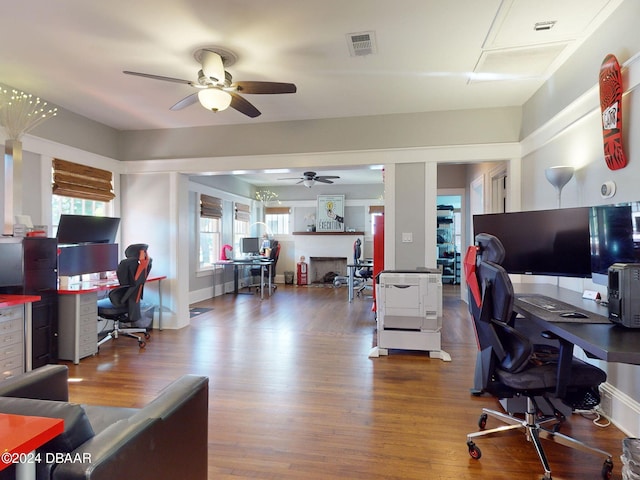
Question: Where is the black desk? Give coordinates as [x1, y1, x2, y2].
[513, 283, 640, 396]
[214, 259, 274, 299]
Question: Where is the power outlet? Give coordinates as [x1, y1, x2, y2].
[599, 387, 613, 418]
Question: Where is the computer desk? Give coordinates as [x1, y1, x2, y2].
[513, 283, 640, 397]
[57, 275, 166, 364]
[213, 258, 274, 300]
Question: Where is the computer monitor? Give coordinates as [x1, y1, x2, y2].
[240, 237, 260, 255]
[57, 214, 120, 245]
[58, 243, 120, 277]
[473, 207, 591, 278]
[589, 203, 640, 285]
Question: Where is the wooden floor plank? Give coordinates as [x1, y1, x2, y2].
[64, 285, 626, 479]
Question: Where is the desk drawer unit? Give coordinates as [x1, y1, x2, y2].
[0, 306, 25, 379]
[58, 292, 98, 364]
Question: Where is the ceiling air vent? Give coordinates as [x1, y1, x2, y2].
[347, 31, 377, 57]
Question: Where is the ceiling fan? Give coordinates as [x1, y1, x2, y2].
[123, 47, 296, 118]
[279, 171, 340, 188]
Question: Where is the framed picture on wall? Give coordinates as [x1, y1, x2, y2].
[317, 195, 345, 232]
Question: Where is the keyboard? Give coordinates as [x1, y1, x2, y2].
[515, 294, 612, 324]
[516, 295, 577, 313]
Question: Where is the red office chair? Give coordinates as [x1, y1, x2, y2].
[97, 244, 152, 349]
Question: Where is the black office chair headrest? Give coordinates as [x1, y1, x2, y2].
[124, 243, 149, 259]
[475, 233, 505, 265]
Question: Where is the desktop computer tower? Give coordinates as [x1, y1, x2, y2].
[607, 263, 640, 328]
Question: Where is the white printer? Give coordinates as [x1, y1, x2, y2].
[370, 270, 450, 361]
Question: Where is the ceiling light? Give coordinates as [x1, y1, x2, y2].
[198, 89, 232, 112]
[303, 179, 315, 188]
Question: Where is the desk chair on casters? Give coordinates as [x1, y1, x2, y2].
[353, 238, 373, 297]
[97, 243, 152, 349]
[464, 233, 613, 480]
[250, 240, 280, 293]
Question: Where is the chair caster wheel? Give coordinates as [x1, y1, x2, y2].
[601, 458, 613, 479]
[467, 440, 481, 459]
[478, 413, 488, 429]
[144, 333, 151, 340]
[138, 341, 146, 348]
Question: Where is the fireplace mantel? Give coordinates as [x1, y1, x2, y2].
[293, 232, 364, 271]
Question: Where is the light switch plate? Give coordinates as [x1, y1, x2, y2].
[402, 232, 413, 243]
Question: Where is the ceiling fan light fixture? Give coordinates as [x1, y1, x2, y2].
[303, 179, 315, 188]
[198, 89, 232, 112]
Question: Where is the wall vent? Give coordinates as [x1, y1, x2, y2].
[347, 31, 377, 57]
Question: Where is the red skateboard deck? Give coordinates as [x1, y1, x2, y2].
[599, 54, 627, 170]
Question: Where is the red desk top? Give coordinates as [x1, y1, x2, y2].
[0, 294, 41, 309]
[0, 413, 64, 471]
[58, 275, 166, 295]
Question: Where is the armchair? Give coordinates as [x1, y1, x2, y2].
[464, 233, 613, 480]
[97, 244, 152, 349]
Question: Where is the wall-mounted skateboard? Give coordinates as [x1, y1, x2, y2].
[599, 54, 627, 170]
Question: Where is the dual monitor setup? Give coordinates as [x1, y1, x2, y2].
[56, 214, 121, 278]
[474, 202, 640, 326]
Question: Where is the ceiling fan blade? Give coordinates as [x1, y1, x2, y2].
[123, 71, 195, 86]
[229, 92, 261, 118]
[235, 81, 297, 94]
[315, 178, 334, 184]
[316, 176, 340, 181]
[170, 93, 199, 111]
[200, 50, 225, 85]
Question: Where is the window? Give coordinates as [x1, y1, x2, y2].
[52, 195, 109, 228]
[199, 194, 223, 270]
[199, 217, 221, 269]
[265, 207, 290, 235]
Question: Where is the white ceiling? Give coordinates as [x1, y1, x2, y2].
[0, 0, 621, 185]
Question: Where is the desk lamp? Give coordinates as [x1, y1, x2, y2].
[545, 166, 574, 208]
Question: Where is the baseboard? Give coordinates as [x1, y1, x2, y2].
[599, 382, 640, 437]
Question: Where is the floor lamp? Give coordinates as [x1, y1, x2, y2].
[545, 166, 575, 208]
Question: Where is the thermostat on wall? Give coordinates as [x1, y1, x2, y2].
[600, 180, 616, 199]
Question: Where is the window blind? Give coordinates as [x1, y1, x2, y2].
[265, 207, 291, 215]
[52, 158, 115, 201]
[235, 202, 250, 222]
[201, 194, 223, 219]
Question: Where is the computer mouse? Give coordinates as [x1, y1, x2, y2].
[560, 312, 589, 318]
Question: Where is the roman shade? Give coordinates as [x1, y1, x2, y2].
[52, 158, 115, 201]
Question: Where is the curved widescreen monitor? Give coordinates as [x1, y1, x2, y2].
[473, 207, 592, 278]
[56, 214, 120, 245]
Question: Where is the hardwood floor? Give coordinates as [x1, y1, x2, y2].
[64, 285, 625, 479]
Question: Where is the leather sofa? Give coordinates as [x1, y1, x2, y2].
[0, 365, 208, 480]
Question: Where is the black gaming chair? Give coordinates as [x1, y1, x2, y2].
[97, 243, 152, 349]
[465, 233, 613, 480]
[353, 238, 373, 296]
[251, 240, 280, 293]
